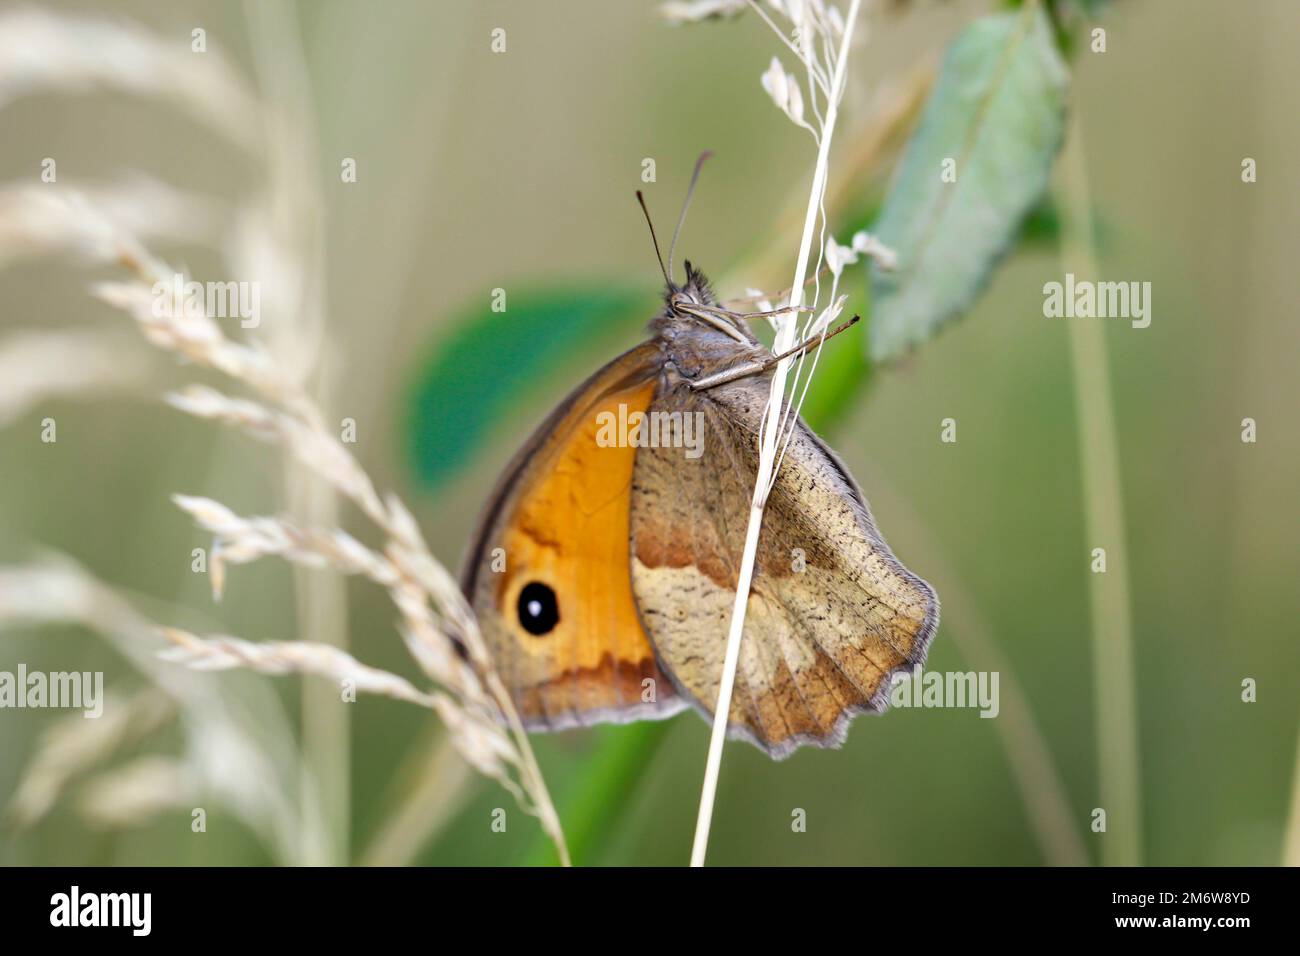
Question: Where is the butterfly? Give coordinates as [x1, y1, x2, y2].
[460, 161, 938, 759]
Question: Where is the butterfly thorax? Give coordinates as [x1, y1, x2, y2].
[648, 260, 767, 383]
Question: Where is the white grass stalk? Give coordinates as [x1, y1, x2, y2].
[243, 0, 346, 866]
[690, 0, 862, 868]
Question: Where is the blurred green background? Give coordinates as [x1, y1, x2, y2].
[1, 0, 1297, 866]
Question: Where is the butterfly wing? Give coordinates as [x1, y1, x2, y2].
[460, 341, 687, 730]
[629, 375, 938, 759]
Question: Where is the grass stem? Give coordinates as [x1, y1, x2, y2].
[1056, 114, 1142, 866]
[690, 0, 862, 868]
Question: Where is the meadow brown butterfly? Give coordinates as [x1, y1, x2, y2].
[461, 161, 938, 759]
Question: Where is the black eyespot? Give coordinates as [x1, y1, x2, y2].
[517, 582, 559, 636]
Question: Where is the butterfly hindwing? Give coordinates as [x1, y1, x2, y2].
[629, 374, 939, 758]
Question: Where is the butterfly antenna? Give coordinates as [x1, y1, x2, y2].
[636, 190, 672, 288]
[668, 150, 713, 283]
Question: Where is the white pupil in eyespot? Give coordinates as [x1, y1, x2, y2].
[527, 600, 542, 617]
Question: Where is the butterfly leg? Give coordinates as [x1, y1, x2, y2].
[688, 315, 860, 391]
[692, 302, 815, 321]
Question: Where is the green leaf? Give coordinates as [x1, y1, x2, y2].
[1017, 195, 1113, 250]
[867, 2, 1069, 362]
[405, 286, 647, 489]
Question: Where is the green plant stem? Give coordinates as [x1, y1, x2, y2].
[245, 0, 347, 866]
[1055, 114, 1142, 866]
[524, 722, 673, 866]
[1283, 713, 1300, 866]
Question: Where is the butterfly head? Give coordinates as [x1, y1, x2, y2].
[665, 259, 716, 310]
[653, 259, 756, 348]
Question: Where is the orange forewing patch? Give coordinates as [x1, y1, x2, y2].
[468, 346, 680, 728]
